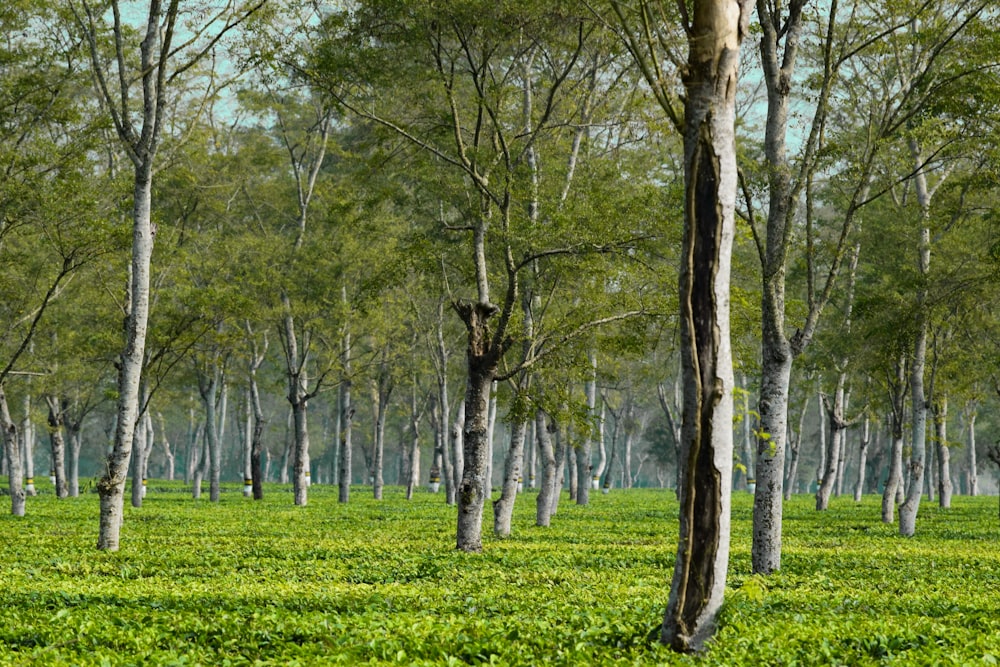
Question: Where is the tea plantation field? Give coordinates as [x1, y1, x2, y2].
[1, 482, 999, 665]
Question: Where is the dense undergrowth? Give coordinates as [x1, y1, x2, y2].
[1, 481, 999, 665]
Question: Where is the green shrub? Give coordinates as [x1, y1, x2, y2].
[1, 481, 998, 665]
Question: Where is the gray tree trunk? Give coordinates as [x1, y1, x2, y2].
[935, 395, 952, 509]
[783, 394, 809, 500]
[965, 404, 978, 496]
[662, 0, 747, 650]
[882, 350, 907, 523]
[816, 378, 847, 510]
[577, 358, 596, 504]
[493, 419, 527, 536]
[1, 388, 25, 516]
[46, 396, 68, 499]
[338, 325, 353, 503]
[535, 409, 557, 527]
[68, 421, 82, 497]
[854, 415, 870, 502]
[22, 392, 35, 496]
[899, 141, 933, 537]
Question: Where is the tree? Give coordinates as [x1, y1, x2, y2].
[74, 0, 265, 550]
[660, 0, 750, 652]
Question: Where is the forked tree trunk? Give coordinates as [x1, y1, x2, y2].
[935, 395, 952, 509]
[816, 378, 847, 510]
[535, 409, 557, 527]
[662, 0, 746, 651]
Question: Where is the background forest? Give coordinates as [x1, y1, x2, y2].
[2, 0, 1000, 553]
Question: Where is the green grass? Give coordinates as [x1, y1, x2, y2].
[1, 481, 999, 665]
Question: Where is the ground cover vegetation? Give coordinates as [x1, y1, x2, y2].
[1, 484, 999, 665]
[3, 0, 1000, 655]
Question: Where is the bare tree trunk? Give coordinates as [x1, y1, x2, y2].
[783, 394, 809, 500]
[455, 355, 493, 552]
[1, 388, 25, 516]
[966, 402, 978, 496]
[816, 378, 847, 510]
[854, 415, 870, 502]
[662, 0, 746, 649]
[552, 420, 567, 516]
[45, 396, 68, 499]
[451, 401, 465, 500]
[935, 395, 952, 509]
[405, 383, 422, 501]
[493, 419, 527, 536]
[68, 420, 82, 497]
[899, 143, 932, 537]
[338, 323, 352, 503]
[535, 409, 557, 527]
[22, 392, 35, 496]
[882, 350, 907, 523]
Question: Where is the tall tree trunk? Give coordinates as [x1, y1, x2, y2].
[405, 383, 422, 501]
[197, 361, 222, 504]
[816, 377, 847, 510]
[493, 419, 527, 536]
[68, 419, 82, 497]
[535, 409, 557, 527]
[241, 390, 252, 496]
[46, 396, 68, 499]
[486, 382, 497, 493]
[455, 322, 497, 552]
[965, 403, 978, 496]
[371, 370, 392, 501]
[1, 387, 25, 516]
[451, 401, 465, 500]
[338, 326, 353, 503]
[783, 394, 809, 500]
[577, 358, 597, 504]
[552, 417, 567, 516]
[662, 0, 746, 650]
[130, 395, 147, 508]
[23, 392, 35, 496]
[738, 374, 754, 490]
[854, 415, 870, 502]
[899, 147, 932, 537]
[935, 395, 952, 509]
[882, 350, 907, 523]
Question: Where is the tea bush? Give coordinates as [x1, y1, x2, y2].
[1, 481, 999, 665]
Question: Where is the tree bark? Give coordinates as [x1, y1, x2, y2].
[1, 387, 25, 516]
[493, 419, 527, 536]
[454, 303, 500, 551]
[46, 396, 68, 499]
[965, 403, 978, 496]
[854, 415, 870, 502]
[882, 350, 907, 523]
[338, 324, 353, 503]
[899, 157, 932, 537]
[662, 0, 747, 651]
[934, 395, 952, 509]
[816, 378, 847, 510]
[535, 409, 557, 527]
